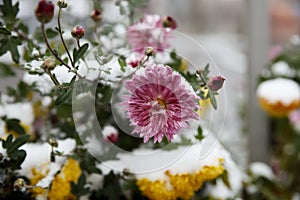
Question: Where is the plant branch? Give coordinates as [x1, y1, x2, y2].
[57, 8, 75, 68]
[41, 23, 71, 70]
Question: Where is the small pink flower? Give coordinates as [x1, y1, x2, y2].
[126, 53, 144, 68]
[128, 14, 175, 54]
[35, 0, 55, 24]
[121, 64, 199, 143]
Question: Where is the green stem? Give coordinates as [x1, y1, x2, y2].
[41, 23, 71, 70]
[46, 69, 60, 86]
[57, 8, 75, 68]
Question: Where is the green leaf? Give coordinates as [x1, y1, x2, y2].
[220, 170, 231, 189]
[9, 149, 26, 170]
[73, 43, 89, 63]
[55, 86, 73, 105]
[208, 90, 217, 109]
[5, 118, 26, 135]
[0, 26, 11, 35]
[2, 134, 13, 149]
[118, 55, 126, 72]
[195, 126, 204, 141]
[7, 134, 30, 154]
[0, 0, 19, 26]
[0, 62, 15, 77]
[0, 36, 22, 63]
[71, 173, 89, 197]
[46, 28, 58, 39]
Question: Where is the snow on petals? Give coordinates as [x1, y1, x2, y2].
[121, 64, 199, 143]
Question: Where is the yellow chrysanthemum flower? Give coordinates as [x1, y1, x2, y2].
[256, 78, 300, 117]
[197, 88, 211, 117]
[30, 158, 81, 200]
[137, 159, 225, 200]
[48, 158, 81, 200]
[180, 59, 188, 72]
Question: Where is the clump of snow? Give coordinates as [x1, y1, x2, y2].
[249, 162, 275, 180]
[271, 61, 295, 77]
[98, 126, 224, 181]
[23, 73, 54, 94]
[256, 78, 300, 105]
[18, 139, 76, 180]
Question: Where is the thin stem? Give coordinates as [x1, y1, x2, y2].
[76, 38, 81, 48]
[57, 8, 75, 68]
[41, 23, 71, 70]
[46, 69, 60, 86]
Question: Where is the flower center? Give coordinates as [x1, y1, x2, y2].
[156, 98, 167, 109]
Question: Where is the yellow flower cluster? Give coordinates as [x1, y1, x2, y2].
[48, 158, 81, 200]
[258, 97, 299, 117]
[137, 159, 225, 200]
[30, 158, 81, 200]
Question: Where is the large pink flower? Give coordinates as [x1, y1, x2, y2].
[121, 64, 199, 143]
[128, 14, 175, 54]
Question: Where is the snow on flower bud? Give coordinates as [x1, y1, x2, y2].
[90, 9, 102, 22]
[71, 25, 85, 39]
[42, 57, 56, 70]
[57, 0, 68, 8]
[207, 76, 225, 91]
[35, 0, 55, 24]
[145, 47, 155, 57]
[162, 16, 177, 29]
[102, 126, 119, 143]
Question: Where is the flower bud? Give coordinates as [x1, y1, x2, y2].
[162, 16, 177, 29]
[71, 25, 85, 39]
[107, 134, 119, 143]
[57, 0, 68, 8]
[145, 47, 155, 57]
[42, 57, 56, 70]
[48, 138, 58, 148]
[13, 178, 26, 191]
[35, 0, 55, 24]
[90, 9, 102, 22]
[207, 76, 225, 91]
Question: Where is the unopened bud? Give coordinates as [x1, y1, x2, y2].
[123, 168, 131, 176]
[42, 57, 56, 70]
[48, 138, 58, 148]
[57, 0, 68, 8]
[207, 76, 225, 91]
[145, 47, 155, 57]
[13, 178, 26, 191]
[90, 9, 102, 22]
[162, 16, 177, 29]
[35, 0, 55, 24]
[107, 134, 119, 143]
[71, 25, 85, 39]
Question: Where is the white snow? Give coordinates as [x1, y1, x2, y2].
[256, 78, 300, 105]
[271, 61, 295, 77]
[18, 138, 76, 179]
[249, 162, 275, 180]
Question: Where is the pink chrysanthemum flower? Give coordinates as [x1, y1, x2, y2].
[121, 64, 200, 143]
[128, 14, 175, 54]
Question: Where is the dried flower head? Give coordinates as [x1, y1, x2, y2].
[162, 16, 177, 29]
[35, 0, 55, 24]
[48, 138, 58, 147]
[13, 178, 26, 191]
[57, 0, 68, 8]
[144, 47, 155, 57]
[42, 57, 56, 70]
